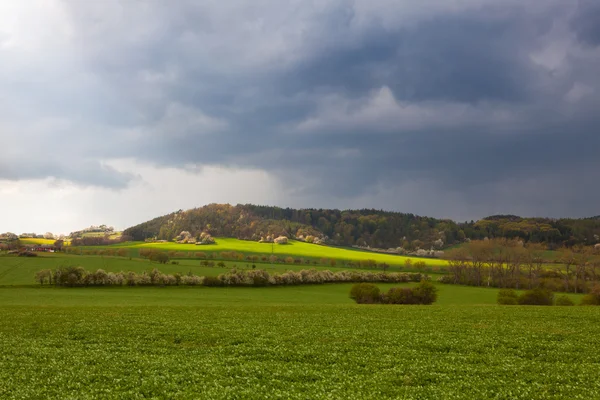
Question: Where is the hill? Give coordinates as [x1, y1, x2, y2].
[123, 204, 460, 250]
[123, 204, 600, 249]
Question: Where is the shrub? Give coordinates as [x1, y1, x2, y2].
[518, 288, 554, 306]
[350, 283, 381, 304]
[181, 275, 203, 286]
[149, 251, 169, 264]
[555, 295, 575, 306]
[497, 289, 518, 305]
[413, 261, 427, 271]
[412, 281, 438, 305]
[274, 236, 288, 244]
[35, 269, 52, 285]
[580, 286, 600, 305]
[203, 276, 224, 287]
[384, 287, 418, 304]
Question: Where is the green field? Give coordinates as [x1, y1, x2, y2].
[0, 253, 425, 286]
[1, 248, 598, 398]
[0, 284, 597, 399]
[97, 238, 446, 265]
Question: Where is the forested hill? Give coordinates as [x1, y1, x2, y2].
[123, 204, 600, 249]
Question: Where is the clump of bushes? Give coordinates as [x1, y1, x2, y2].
[274, 236, 288, 244]
[210, 269, 426, 287]
[139, 249, 169, 264]
[555, 295, 575, 306]
[350, 283, 381, 304]
[497, 288, 554, 306]
[350, 281, 438, 305]
[196, 232, 215, 245]
[497, 289, 519, 305]
[517, 288, 554, 306]
[580, 286, 600, 305]
[38, 267, 204, 287]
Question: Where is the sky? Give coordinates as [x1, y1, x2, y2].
[1, 0, 599, 234]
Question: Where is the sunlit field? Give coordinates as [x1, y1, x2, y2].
[91, 238, 446, 266]
[0, 284, 597, 399]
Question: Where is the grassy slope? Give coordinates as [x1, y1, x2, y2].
[0, 286, 596, 399]
[103, 238, 446, 265]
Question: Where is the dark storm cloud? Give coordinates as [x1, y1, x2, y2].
[572, 0, 600, 46]
[282, 15, 536, 103]
[2, 0, 600, 219]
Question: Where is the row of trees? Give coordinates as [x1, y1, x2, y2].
[70, 236, 131, 246]
[442, 239, 600, 293]
[36, 266, 427, 288]
[497, 287, 600, 306]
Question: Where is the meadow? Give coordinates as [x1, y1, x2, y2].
[97, 238, 445, 266]
[0, 285, 598, 399]
[1, 248, 598, 399]
[0, 253, 432, 286]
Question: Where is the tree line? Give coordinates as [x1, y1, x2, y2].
[442, 239, 600, 293]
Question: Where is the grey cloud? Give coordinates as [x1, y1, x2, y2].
[0, 156, 136, 189]
[571, 0, 600, 46]
[1, 0, 599, 219]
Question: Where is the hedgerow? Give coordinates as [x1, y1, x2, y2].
[36, 267, 427, 288]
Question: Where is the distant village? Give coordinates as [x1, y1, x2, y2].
[0, 225, 117, 254]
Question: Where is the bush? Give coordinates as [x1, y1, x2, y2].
[555, 295, 575, 306]
[274, 236, 288, 244]
[203, 276, 223, 287]
[580, 286, 600, 305]
[149, 251, 169, 264]
[412, 281, 438, 305]
[384, 287, 418, 304]
[518, 288, 554, 306]
[350, 283, 381, 304]
[497, 289, 518, 305]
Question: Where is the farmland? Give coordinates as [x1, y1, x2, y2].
[0, 253, 422, 286]
[0, 285, 598, 399]
[0, 247, 599, 399]
[85, 238, 446, 266]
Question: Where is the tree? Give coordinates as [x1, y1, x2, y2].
[149, 252, 169, 264]
[53, 240, 64, 252]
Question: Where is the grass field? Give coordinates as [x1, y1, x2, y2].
[1, 248, 598, 398]
[0, 253, 430, 286]
[0, 285, 597, 399]
[93, 238, 446, 266]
